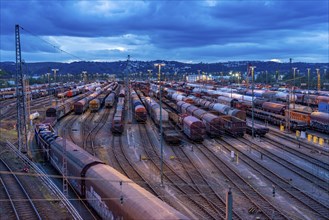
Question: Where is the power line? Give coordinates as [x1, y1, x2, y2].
[19, 25, 85, 62]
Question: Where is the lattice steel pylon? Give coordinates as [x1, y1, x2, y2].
[15, 24, 28, 153]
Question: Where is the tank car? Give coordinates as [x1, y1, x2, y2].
[310, 112, 329, 133]
[262, 102, 286, 115]
[131, 91, 147, 122]
[105, 92, 116, 108]
[317, 96, 329, 104]
[275, 92, 297, 102]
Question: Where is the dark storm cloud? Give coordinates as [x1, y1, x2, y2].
[0, 0, 328, 62]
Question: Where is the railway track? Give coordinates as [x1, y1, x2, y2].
[267, 131, 329, 158]
[239, 136, 329, 194]
[5, 140, 83, 220]
[83, 108, 111, 156]
[171, 144, 242, 219]
[110, 135, 159, 196]
[59, 113, 81, 145]
[0, 96, 55, 121]
[139, 123, 221, 219]
[196, 141, 287, 219]
[218, 137, 329, 219]
[0, 158, 42, 220]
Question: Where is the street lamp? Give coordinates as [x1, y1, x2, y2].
[147, 69, 152, 81]
[307, 68, 311, 107]
[292, 67, 297, 89]
[82, 71, 87, 83]
[197, 70, 201, 82]
[250, 66, 256, 140]
[154, 63, 165, 186]
[292, 67, 297, 109]
[51, 68, 59, 83]
[316, 68, 320, 91]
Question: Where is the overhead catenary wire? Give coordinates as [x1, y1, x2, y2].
[19, 25, 85, 62]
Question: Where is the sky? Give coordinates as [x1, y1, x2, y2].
[1, 0, 328, 63]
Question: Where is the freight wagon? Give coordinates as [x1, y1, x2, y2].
[105, 92, 116, 108]
[182, 116, 206, 142]
[310, 112, 329, 133]
[34, 124, 187, 220]
[131, 90, 147, 122]
[142, 96, 181, 144]
[89, 92, 109, 112]
[111, 97, 126, 134]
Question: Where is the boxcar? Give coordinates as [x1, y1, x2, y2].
[183, 116, 205, 142]
[200, 113, 223, 137]
[74, 98, 88, 114]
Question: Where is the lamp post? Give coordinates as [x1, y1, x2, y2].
[51, 68, 59, 83]
[307, 68, 311, 107]
[220, 72, 223, 86]
[47, 72, 51, 105]
[292, 67, 297, 109]
[250, 66, 256, 140]
[82, 71, 87, 83]
[197, 70, 201, 82]
[316, 68, 320, 91]
[147, 69, 152, 81]
[154, 63, 165, 186]
[292, 67, 297, 89]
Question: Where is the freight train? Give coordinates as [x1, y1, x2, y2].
[139, 94, 181, 144]
[45, 92, 93, 126]
[131, 90, 147, 122]
[74, 89, 102, 114]
[111, 97, 125, 134]
[34, 123, 187, 220]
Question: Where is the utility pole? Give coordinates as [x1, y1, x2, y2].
[197, 70, 201, 82]
[52, 68, 59, 83]
[154, 63, 165, 186]
[15, 24, 28, 153]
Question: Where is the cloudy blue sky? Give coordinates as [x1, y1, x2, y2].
[1, 0, 328, 63]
